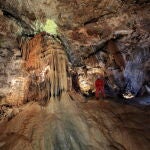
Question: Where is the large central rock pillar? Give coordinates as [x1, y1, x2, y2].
[21, 33, 69, 105]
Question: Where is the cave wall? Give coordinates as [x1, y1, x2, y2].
[0, 11, 28, 105]
[0, 0, 149, 104]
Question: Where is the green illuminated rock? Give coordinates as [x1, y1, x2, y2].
[34, 19, 58, 35]
[43, 19, 58, 35]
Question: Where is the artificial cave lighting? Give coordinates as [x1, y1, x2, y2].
[78, 77, 91, 93]
[40, 65, 51, 82]
[33, 19, 58, 35]
[43, 19, 58, 35]
[11, 77, 27, 87]
[123, 92, 135, 99]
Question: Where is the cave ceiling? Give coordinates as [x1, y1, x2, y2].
[0, 1, 149, 61]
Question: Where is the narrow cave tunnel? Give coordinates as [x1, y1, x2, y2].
[0, 0, 150, 150]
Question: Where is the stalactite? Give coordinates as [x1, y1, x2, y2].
[22, 33, 69, 104]
[45, 48, 68, 99]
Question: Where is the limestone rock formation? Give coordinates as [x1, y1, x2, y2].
[0, 0, 149, 103]
[0, 1, 150, 150]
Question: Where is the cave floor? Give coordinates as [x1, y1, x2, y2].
[0, 92, 150, 150]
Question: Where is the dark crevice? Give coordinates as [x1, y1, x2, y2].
[21, 33, 35, 37]
[83, 47, 106, 60]
[1, 9, 34, 32]
[84, 12, 114, 26]
[84, 17, 99, 26]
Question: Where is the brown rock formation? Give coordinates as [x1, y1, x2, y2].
[0, 1, 150, 149]
[107, 40, 125, 70]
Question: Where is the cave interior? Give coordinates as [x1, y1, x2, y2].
[0, 0, 150, 150]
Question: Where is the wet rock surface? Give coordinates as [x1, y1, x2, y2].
[0, 96, 150, 150]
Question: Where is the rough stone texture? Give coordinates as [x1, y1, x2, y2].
[0, 0, 150, 97]
[0, 10, 28, 105]
[0, 1, 149, 149]
[0, 47, 28, 105]
[0, 11, 22, 38]
[18, 32, 69, 104]
[0, 97, 150, 150]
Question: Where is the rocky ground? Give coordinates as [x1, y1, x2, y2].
[0, 92, 149, 150]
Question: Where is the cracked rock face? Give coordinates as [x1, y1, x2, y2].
[0, 47, 28, 105]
